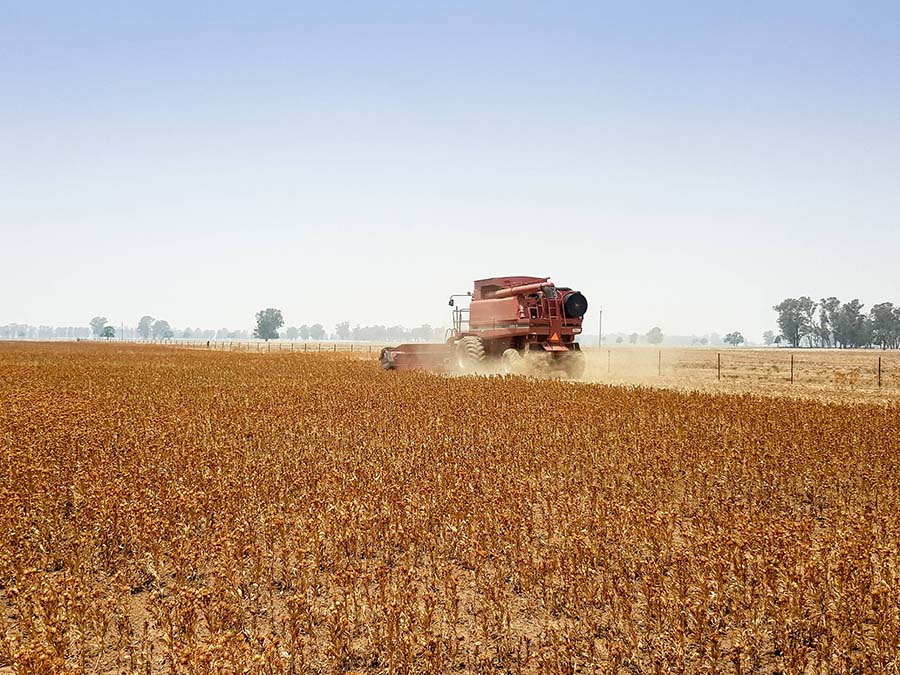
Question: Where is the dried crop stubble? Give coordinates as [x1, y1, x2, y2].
[1, 343, 899, 674]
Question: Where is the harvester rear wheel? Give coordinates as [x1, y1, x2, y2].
[456, 336, 485, 371]
[563, 350, 586, 379]
[501, 348, 523, 375]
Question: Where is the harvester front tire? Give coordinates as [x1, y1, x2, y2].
[379, 348, 396, 370]
[501, 348, 523, 375]
[563, 351, 586, 379]
[456, 336, 485, 371]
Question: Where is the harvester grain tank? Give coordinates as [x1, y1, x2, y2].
[380, 276, 588, 378]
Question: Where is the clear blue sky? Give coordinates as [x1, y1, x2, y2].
[3, 1, 899, 338]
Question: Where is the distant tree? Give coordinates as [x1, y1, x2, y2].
[818, 297, 841, 348]
[699, 336, 709, 346]
[89, 316, 108, 337]
[646, 327, 664, 345]
[832, 299, 871, 348]
[616, 336, 624, 344]
[182, 327, 193, 338]
[762, 330, 775, 346]
[409, 324, 432, 342]
[299, 324, 311, 340]
[628, 332, 639, 344]
[151, 319, 173, 339]
[284, 326, 299, 340]
[387, 325, 407, 341]
[723, 331, 745, 346]
[869, 303, 898, 350]
[253, 308, 284, 341]
[100, 325, 115, 339]
[137, 315, 154, 340]
[334, 321, 351, 340]
[309, 323, 326, 340]
[773, 297, 816, 348]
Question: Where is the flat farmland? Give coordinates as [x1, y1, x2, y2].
[1, 343, 899, 674]
[579, 347, 900, 403]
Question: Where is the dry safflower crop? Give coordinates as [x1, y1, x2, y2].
[1, 342, 899, 674]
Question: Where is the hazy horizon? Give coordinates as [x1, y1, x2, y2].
[3, 2, 899, 341]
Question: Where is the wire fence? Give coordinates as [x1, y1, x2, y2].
[125, 338, 390, 355]
[581, 347, 896, 391]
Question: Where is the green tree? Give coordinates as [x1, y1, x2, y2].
[723, 331, 745, 346]
[773, 297, 816, 348]
[299, 324, 310, 340]
[284, 326, 299, 340]
[89, 316, 108, 337]
[833, 299, 869, 348]
[646, 327, 664, 345]
[151, 319, 173, 339]
[818, 297, 841, 347]
[309, 323, 325, 340]
[137, 315, 154, 340]
[100, 325, 115, 339]
[253, 308, 284, 341]
[628, 332, 639, 344]
[334, 321, 351, 340]
[869, 303, 899, 349]
[762, 330, 775, 346]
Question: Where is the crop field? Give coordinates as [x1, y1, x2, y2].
[1, 343, 899, 674]
[142, 341, 900, 404]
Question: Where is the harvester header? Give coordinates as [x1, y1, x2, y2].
[380, 276, 588, 378]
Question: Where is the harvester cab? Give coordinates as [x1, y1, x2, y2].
[380, 276, 588, 378]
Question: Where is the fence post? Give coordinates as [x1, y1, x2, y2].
[658, 350, 661, 376]
[717, 353, 721, 381]
[333, 344, 337, 352]
[790, 354, 794, 384]
[350, 344, 353, 352]
[607, 349, 611, 374]
[878, 356, 882, 387]
[318, 343, 321, 352]
[305, 343, 308, 352]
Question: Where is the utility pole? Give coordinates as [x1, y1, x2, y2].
[598, 308, 603, 348]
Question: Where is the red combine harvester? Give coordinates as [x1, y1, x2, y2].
[380, 276, 589, 378]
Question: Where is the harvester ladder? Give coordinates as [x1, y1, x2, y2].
[543, 297, 559, 320]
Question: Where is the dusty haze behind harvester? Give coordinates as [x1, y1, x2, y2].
[380, 276, 589, 378]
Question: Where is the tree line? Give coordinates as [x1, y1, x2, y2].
[252, 308, 447, 342]
[773, 297, 900, 349]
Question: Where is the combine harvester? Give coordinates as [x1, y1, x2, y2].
[380, 276, 589, 378]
